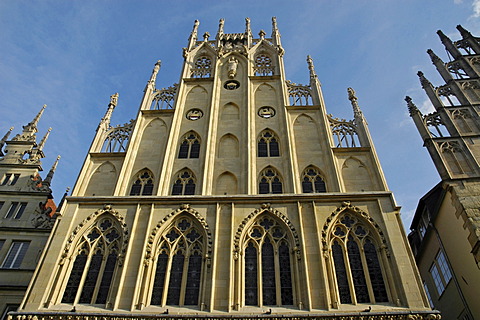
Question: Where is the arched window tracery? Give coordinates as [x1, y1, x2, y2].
[259, 167, 283, 194]
[254, 54, 274, 76]
[243, 215, 294, 306]
[150, 215, 205, 306]
[178, 132, 201, 159]
[301, 166, 326, 193]
[101, 120, 134, 152]
[129, 169, 154, 196]
[191, 56, 212, 78]
[258, 130, 279, 157]
[61, 215, 123, 305]
[172, 169, 196, 195]
[329, 213, 388, 305]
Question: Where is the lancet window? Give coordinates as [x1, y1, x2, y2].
[150, 216, 205, 306]
[259, 167, 283, 194]
[129, 169, 154, 196]
[451, 108, 478, 133]
[191, 56, 212, 78]
[437, 85, 462, 106]
[62, 215, 123, 305]
[328, 115, 360, 148]
[301, 167, 326, 193]
[178, 132, 201, 159]
[258, 130, 279, 157]
[254, 54, 274, 76]
[329, 213, 388, 304]
[101, 121, 134, 152]
[150, 84, 177, 110]
[172, 169, 196, 195]
[243, 215, 294, 306]
[424, 112, 449, 137]
[440, 141, 473, 174]
[286, 81, 313, 106]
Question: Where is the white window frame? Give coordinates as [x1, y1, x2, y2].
[1, 241, 29, 269]
[429, 250, 452, 296]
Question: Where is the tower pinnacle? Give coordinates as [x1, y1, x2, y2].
[405, 96, 420, 116]
[38, 127, 52, 151]
[42, 155, 60, 187]
[14, 105, 46, 142]
[348, 87, 363, 118]
[187, 20, 199, 50]
[306, 55, 317, 79]
[0, 127, 13, 156]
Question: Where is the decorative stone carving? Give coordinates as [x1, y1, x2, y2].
[227, 57, 238, 78]
[286, 80, 313, 106]
[102, 119, 135, 152]
[328, 114, 360, 148]
[31, 201, 56, 229]
[151, 83, 178, 109]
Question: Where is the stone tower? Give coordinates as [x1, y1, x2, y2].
[17, 18, 436, 319]
[408, 25, 480, 320]
[0, 106, 59, 319]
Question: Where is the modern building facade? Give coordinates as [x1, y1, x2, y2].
[407, 25, 480, 320]
[16, 18, 437, 319]
[0, 107, 59, 320]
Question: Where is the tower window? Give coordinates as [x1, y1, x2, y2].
[172, 170, 196, 195]
[243, 215, 293, 306]
[330, 214, 388, 304]
[191, 56, 212, 78]
[1, 241, 29, 269]
[301, 167, 326, 193]
[150, 216, 205, 306]
[178, 132, 201, 159]
[4, 202, 27, 219]
[258, 130, 280, 157]
[259, 168, 283, 194]
[129, 170, 154, 196]
[430, 250, 452, 296]
[254, 54, 274, 76]
[1, 174, 20, 186]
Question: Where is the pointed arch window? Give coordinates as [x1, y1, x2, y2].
[129, 169, 154, 196]
[150, 216, 205, 306]
[301, 167, 326, 193]
[259, 168, 283, 194]
[191, 56, 212, 78]
[172, 169, 196, 195]
[243, 215, 294, 306]
[258, 130, 279, 157]
[254, 54, 274, 76]
[62, 215, 122, 305]
[329, 214, 388, 304]
[178, 132, 201, 159]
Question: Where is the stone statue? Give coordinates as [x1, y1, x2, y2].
[228, 57, 238, 78]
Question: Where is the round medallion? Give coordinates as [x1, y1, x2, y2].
[258, 106, 276, 119]
[224, 80, 240, 90]
[186, 109, 203, 121]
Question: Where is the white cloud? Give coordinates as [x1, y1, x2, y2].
[473, 0, 480, 17]
[454, 0, 463, 4]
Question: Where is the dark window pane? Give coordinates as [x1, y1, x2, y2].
[272, 178, 283, 194]
[172, 181, 183, 195]
[259, 180, 269, 194]
[14, 203, 27, 219]
[332, 241, 351, 304]
[269, 140, 279, 157]
[279, 242, 293, 305]
[96, 253, 117, 304]
[151, 252, 168, 305]
[62, 252, 87, 303]
[10, 174, 20, 185]
[245, 242, 258, 305]
[302, 177, 313, 193]
[262, 238, 276, 305]
[258, 140, 268, 157]
[190, 141, 200, 158]
[79, 252, 103, 303]
[314, 177, 326, 193]
[184, 181, 195, 195]
[347, 237, 369, 303]
[142, 180, 154, 195]
[1, 174, 11, 186]
[5, 202, 18, 219]
[184, 251, 202, 305]
[166, 253, 184, 305]
[178, 141, 189, 158]
[130, 180, 142, 196]
[364, 240, 388, 302]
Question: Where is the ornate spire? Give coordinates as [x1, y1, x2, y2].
[203, 32, 210, 42]
[427, 49, 441, 63]
[437, 30, 462, 59]
[37, 127, 52, 151]
[457, 24, 472, 39]
[216, 18, 224, 39]
[271, 16, 279, 36]
[56, 186, 70, 213]
[405, 96, 420, 117]
[188, 20, 199, 50]
[348, 87, 363, 118]
[306, 55, 317, 79]
[245, 17, 252, 36]
[42, 155, 60, 187]
[417, 71, 431, 89]
[148, 61, 161, 85]
[100, 93, 119, 130]
[0, 127, 13, 156]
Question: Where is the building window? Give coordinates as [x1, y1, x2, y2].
[130, 169, 154, 196]
[178, 132, 200, 159]
[423, 282, 434, 308]
[1, 304, 20, 320]
[172, 169, 196, 195]
[1, 174, 20, 186]
[243, 215, 293, 306]
[150, 216, 205, 306]
[191, 56, 212, 78]
[259, 167, 283, 194]
[4, 202, 27, 219]
[430, 250, 452, 296]
[62, 216, 122, 305]
[330, 214, 388, 304]
[301, 167, 326, 193]
[258, 130, 279, 157]
[1, 241, 29, 269]
[254, 54, 274, 76]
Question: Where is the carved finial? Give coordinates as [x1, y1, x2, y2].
[37, 127, 52, 151]
[203, 32, 210, 41]
[457, 24, 472, 39]
[259, 30, 266, 40]
[217, 18, 224, 38]
[405, 96, 420, 116]
[148, 60, 161, 85]
[306, 55, 317, 79]
[417, 71, 431, 88]
[272, 16, 279, 33]
[427, 49, 442, 63]
[24, 105, 46, 134]
[42, 155, 60, 187]
[348, 88, 363, 117]
[245, 17, 251, 35]
[0, 127, 14, 156]
[110, 93, 119, 107]
[187, 20, 200, 50]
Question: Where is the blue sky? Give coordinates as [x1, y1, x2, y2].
[0, 1, 479, 229]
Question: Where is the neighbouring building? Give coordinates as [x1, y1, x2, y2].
[0, 106, 59, 319]
[15, 18, 437, 319]
[407, 25, 480, 320]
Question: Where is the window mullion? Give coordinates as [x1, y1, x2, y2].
[161, 251, 175, 307]
[74, 249, 94, 305]
[273, 242, 281, 306]
[258, 243, 263, 307]
[359, 241, 375, 303]
[342, 240, 357, 304]
[91, 250, 109, 304]
[179, 246, 190, 306]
